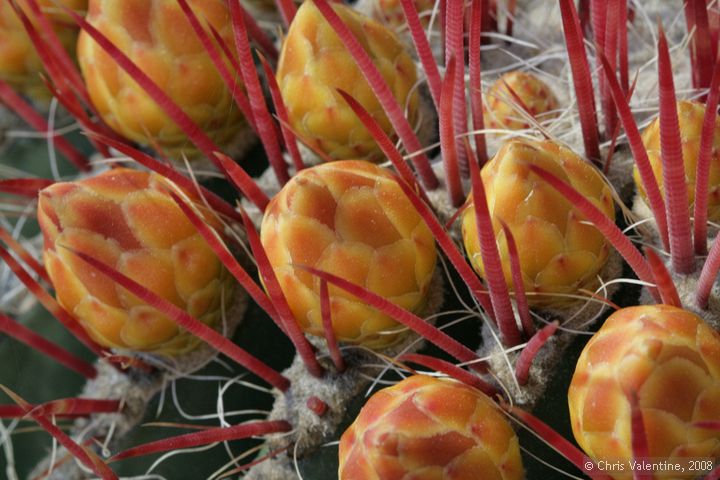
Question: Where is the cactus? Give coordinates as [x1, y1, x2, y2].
[3, 1, 720, 479]
[339, 374, 524, 479]
[276, 1, 420, 162]
[37, 168, 234, 354]
[461, 138, 615, 308]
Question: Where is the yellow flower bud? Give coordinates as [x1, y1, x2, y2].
[260, 160, 436, 348]
[484, 71, 560, 132]
[276, 1, 419, 162]
[462, 138, 615, 308]
[0, 0, 86, 101]
[634, 100, 720, 220]
[77, 0, 244, 158]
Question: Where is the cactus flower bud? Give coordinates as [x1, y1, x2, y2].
[276, 1, 419, 162]
[339, 375, 525, 479]
[38, 168, 234, 355]
[569, 305, 720, 479]
[635, 100, 720, 220]
[484, 71, 560, 132]
[0, 0, 86, 101]
[260, 160, 436, 348]
[77, 0, 244, 158]
[363, 0, 435, 30]
[462, 138, 615, 308]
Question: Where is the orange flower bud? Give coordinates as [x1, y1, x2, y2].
[569, 305, 720, 479]
[38, 168, 234, 355]
[339, 375, 525, 479]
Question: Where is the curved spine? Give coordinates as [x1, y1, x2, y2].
[440, 57, 464, 207]
[228, 1, 289, 185]
[110, 420, 292, 462]
[498, 221, 532, 337]
[469, 0, 488, 165]
[644, 248, 682, 308]
[400, 353, 496, 395]
[598, 50, 670, 251]
[68, 248, 291, 392]
[514, 321, 558, 385]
